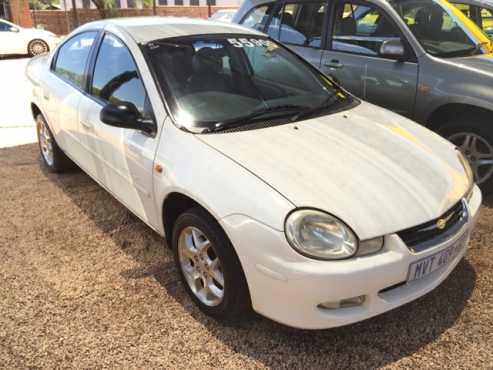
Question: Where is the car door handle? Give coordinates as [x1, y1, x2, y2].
[80, 120, 93, 130]
[324, 60, 344, 69]
[43, 91, 50, 101]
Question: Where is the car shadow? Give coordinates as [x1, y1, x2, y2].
[43, 164, 477, 370]
[0, 54, 30, 60]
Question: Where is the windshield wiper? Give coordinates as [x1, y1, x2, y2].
[290, 94, 344, 122]
[204, 104, 307, 133]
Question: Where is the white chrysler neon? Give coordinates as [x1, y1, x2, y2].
[27, 17, 481, 330]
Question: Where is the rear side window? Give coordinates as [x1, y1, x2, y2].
[91, 33, 151, 119]
[278, 2, 327, 48]
[54, 32, 97, 88]
[241, 4, 275, 31]
[0, 21, 12, 31]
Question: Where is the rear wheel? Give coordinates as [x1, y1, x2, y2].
[28, 39, 49, 57]
[439, 117, 493, 194]
[172, 207, 251, 320]
[36, 114, 73, 173]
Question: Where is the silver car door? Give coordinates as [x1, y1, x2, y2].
[322, 1, 418, 117]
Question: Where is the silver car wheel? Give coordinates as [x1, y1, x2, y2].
[37, 117, 54, 167]
[448, 132, 493, 185]
[178, 226, 224, 307]
[29, 40, 48, 56]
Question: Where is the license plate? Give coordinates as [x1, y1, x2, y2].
[407, 233, 467, 282]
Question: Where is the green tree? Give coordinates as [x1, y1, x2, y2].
[29, 0, 61, 10]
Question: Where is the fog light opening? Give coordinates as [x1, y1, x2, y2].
[317, 295, 366, 310]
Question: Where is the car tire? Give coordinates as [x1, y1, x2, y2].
[28, 39, 49, 57]
[36, 114, 73, 173]
[438, 116, 493, 195]
[172, 206, 251, 320]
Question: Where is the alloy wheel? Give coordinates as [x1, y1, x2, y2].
[30, 41, 48, 56]
[37, 118, 54, 167]
[178, 226, 224, 307]
[448, 132, 493, 185]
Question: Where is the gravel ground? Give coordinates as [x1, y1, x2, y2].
[0, 144, 492, 369]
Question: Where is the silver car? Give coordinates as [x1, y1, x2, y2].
[234, 0, 493, 193]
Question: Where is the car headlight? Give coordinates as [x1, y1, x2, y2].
[285, 209, 358, 260]
[457, 149, 474, 201]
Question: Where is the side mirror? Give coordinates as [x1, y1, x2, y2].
[379, 39, 405, 58]
[9, 27, 19, 33]
[100, 102, 154, 134]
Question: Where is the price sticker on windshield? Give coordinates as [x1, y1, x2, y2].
[228, 38, 271, 48]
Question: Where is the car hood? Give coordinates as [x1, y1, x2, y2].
[450, 53, 493, 75]
[197, 102, 470, 240]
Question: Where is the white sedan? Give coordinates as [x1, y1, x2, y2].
[0, 18, 59, 56]
[27, 17, 481, 330]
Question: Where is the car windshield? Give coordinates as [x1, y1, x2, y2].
[146, 35, 352, 132]
[390, 0, 493, 57]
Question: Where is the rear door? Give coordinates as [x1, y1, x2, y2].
[47, 31, 98, 165]
[265, 0, 329, 68]
[78, 32, 160, 225]
[322, 0, 418, 116]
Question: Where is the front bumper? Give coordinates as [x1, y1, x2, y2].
[221, 185, 481, 330]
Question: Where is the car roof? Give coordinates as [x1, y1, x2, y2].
[77, 16, 263, 44]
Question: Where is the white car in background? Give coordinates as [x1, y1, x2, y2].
[209, 9, 237, 23]
[27, 18, 481, 330]
[0, 18, 59, 56]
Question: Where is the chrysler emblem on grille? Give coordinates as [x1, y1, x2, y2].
[436, 218, 447, 230]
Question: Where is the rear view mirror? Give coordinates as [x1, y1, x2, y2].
[380, 39, 405, 58]
[100, 102, 154, 134]
[9, 27, 19, 33]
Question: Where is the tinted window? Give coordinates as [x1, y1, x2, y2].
[391, 0, 483, 57]
[0, 20, 12, 31]
[480, 7, 493, 35]
[333, 3, 401, 57]
[54, 32, 97, 88]
[91, 34, 150, 118]
[278, 2, 326, 48]
[241, 4, 274, 31]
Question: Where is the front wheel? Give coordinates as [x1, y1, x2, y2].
[439, 118, 493, 195]
[172, 207, 251, 320]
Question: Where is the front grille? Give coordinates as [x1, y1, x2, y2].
[397, 200, 468, 253]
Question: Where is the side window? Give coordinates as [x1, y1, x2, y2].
[91, 34, 151, 119]
[278, 2, 326, 48]
[480, 7, 493, 35]
[54, 32, 97, 88]
[453, 3, 471, 18]
[333, 3, 401, 57]
[241, 4, 274, 31]
[0, 21, 11, 32]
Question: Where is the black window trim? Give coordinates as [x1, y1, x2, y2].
[50, 30, 103, 96]
[85, 30, 158, 137]
[328, 0, 417, 63]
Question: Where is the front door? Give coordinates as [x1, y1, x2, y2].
[78, 33, 159, 226]
[322, 0, 418, 117]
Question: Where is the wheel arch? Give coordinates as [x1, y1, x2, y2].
[162, 192, 215, 248]
[427, 103, 492, 131]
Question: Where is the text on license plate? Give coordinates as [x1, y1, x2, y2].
[408, 234, 467, 282]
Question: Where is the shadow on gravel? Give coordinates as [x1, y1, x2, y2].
[46, 167, 477, 370]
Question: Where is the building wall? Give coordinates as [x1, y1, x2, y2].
[8, 0, 33, 27]
[60, 0, 241, 10]
[32, 6, 239, 35]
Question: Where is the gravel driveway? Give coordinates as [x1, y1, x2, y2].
[0, 144, 492, 369]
